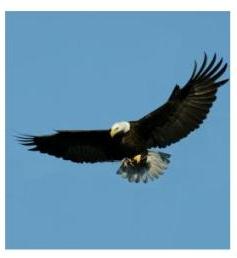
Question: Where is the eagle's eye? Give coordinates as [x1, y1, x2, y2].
[112, 125, 119, 132]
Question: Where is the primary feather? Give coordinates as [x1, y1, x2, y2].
[18, 130, 136, 163]
[135, 53, 228, 148]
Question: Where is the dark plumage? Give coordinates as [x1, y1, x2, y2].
[18, 54, 228, 183]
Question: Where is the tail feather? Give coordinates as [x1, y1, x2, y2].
[117, 151, 171, 183]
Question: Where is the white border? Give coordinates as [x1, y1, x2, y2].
[1, 0, 236, 258]
[0, 0, 235, 11]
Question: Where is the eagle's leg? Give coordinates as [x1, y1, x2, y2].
[117, 151, 171, 183]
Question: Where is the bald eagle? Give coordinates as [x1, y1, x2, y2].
[18, 54, 228, 183]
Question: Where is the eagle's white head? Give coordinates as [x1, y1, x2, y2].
[110, 121, 130, 138]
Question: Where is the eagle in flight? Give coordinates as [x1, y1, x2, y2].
[18, 54, 228, 183]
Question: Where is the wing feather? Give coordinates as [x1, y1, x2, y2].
[136, 54, 228, 148]
[18, 130, 129, 163]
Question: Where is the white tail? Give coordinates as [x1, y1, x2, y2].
[117, 151, 171, 183]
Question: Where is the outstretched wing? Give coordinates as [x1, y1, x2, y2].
[18, 130, 128, 163]
[136, 54, 229, 148]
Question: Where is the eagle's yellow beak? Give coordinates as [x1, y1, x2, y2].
[110, 128, 116, 138]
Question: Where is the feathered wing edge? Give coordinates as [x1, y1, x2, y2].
[136, 53, 229, 149]
[16, 130, 130, 163]
[184, 53, 228, 92]
[17, 134, 37, 150]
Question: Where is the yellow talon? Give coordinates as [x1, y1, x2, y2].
[133, 154, 142, 163]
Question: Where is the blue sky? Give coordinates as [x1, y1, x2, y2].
[6, 12, 229, 249]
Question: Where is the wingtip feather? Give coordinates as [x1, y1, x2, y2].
[16, 134, 36, 147]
